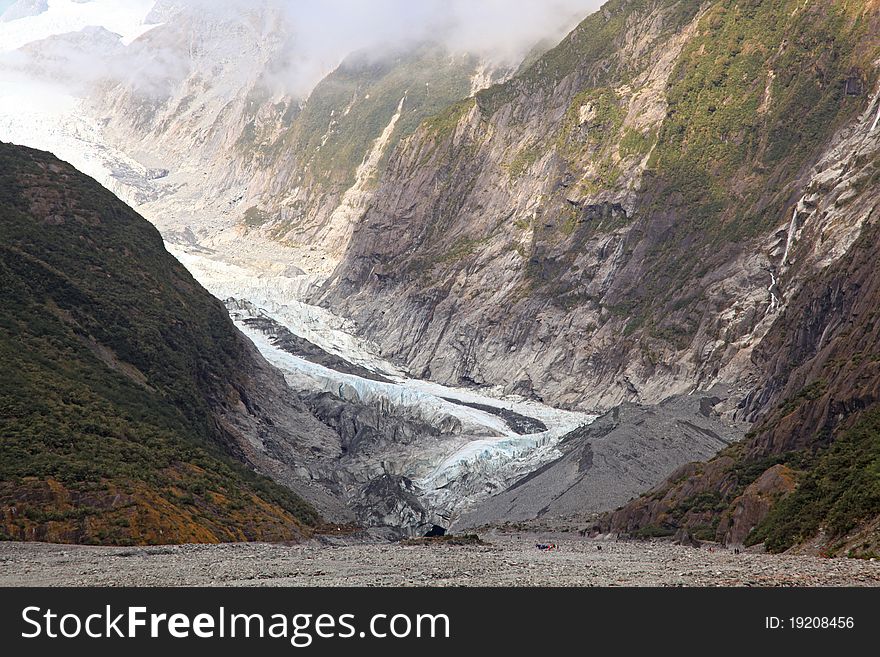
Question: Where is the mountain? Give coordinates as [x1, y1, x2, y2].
[2, 0, 879, 551]
[0, 1, 523, 286]
[238, 44, 511, 270]
[93, 26, 513, 274]
[0, 141, 348, 544]
[321, 0, 879, 411]
[603, 218, 880, 556]
[313, 0, 879, 547]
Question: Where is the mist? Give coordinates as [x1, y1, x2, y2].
[273, 0, 604, 96]
[0, 0, 604, 100]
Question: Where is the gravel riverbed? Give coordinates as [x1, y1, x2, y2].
[1, 532, 878, 587]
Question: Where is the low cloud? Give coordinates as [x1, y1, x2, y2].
[272, 0, 604, 96]
[1, 0, 604, 100]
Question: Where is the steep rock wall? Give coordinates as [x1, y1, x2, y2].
[322, 0, 879, 414]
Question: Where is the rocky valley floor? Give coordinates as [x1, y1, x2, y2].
[2, 532, 878, 587]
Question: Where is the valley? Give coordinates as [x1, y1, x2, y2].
[172, 242, 598, 528]
[0, 0, 622, 537]
[1, 0, 879, 561]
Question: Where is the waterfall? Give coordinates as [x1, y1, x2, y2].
[767, 270, 781, 313]
[781, 206, 799, 266]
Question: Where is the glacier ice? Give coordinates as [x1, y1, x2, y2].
[181, 247, 595, 522]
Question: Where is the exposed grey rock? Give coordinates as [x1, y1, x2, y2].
[674, 527, 701, 548]
[456, 391, 746, 529]
[209, 335, 356, 524]
[351, 475, 432, 537]
[439, 396, 547, 435]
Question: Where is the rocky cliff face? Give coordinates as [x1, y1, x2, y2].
[604, 214, 880, 555]
[243, 45, 511, 274]
[594, 4, 880, 554]
[321, 0, 879, 415]
[93, 0, 296, 238]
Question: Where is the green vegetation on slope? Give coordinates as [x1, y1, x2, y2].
[748, 408, 880, 554]
[606, 0, 876, 343]
[477, 0, 704, 114]
[269, 45, 480, 191]
[468, 1, 876, 351]
[650, 0, 875, 230]
[0, 143, 319, 545]
[605, 212, 880, 556]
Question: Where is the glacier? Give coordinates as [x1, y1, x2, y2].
[186, 246, 595, 522]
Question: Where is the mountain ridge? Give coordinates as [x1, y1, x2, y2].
[311, 0, 880, 550]
[0, 141, 344, 544]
